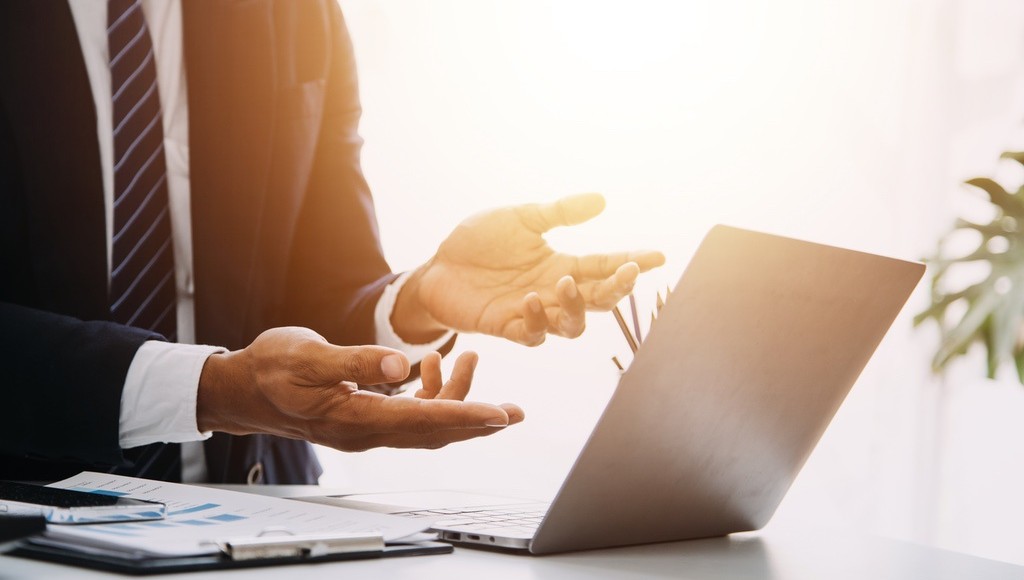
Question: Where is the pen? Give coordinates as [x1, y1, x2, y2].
[612, 306, 639, 353]
[628, 293, 643, 344]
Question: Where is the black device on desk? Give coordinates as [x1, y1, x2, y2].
[0, 481, 165, 524]
[0, 514, 46, 553]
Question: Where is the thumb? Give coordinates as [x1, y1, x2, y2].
[302, 342, 411, 385]
[524, 192, 606, 233]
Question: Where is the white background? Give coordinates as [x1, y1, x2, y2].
[318, 0, 1024, 565]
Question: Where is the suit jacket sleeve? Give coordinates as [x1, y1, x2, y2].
[282, 3, 456, 367]
[0, 301, 161, 466]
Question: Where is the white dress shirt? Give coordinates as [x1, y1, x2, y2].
[66, 0, 453, 481]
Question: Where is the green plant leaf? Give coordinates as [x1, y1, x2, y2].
[999, 151, 1024, 166]
[984, 319, 998, 379]
[954, 218, 1016, 237]
[933, 286, 1001, 370]
[990, 274, 1024, 368]
[919, 154, 1024, 387]
[965, 178, 1024, 218]
[914, 287, 977, 326]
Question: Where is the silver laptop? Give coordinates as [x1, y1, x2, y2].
[301, 226, 924, 554]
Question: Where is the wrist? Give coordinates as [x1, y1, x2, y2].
[196, 349, 249, 433]
[391, 265, 448, 344]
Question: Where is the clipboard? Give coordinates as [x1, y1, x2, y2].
[12, 472, 456, 575]
[11, 534, 452, 575]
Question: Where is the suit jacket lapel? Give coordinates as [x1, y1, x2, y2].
[0, 1, 109, 320]
[183, 0, 329, 348]
[183, 0, 276, 349]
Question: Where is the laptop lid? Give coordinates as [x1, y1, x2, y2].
[528, 225, 923, 553]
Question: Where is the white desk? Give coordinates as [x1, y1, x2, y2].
[2, 488, 1020, 579]
[4, 526, 1021, 578]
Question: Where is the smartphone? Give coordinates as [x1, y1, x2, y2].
[0, 481, 166, 524]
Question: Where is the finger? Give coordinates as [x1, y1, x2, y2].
[501, 293, 549, 346]
[414, 352, 444, 399]
[350, 394, 514, 434]
[573, 250, 665, 280]
[350, 403, 525, 450]
[553, 275, 586, 338]
[578, 262, 640, 310]
[337, 381, 360, 395]
[437, 351, 479, 401]
[300, 341, 411, 385]
[500, 402, 525, 425]
[524, 292, 549, 338]
[519, 193, 606, 233]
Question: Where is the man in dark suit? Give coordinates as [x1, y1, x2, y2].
[0, 0, 663, 484]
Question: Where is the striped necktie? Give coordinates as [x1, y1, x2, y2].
[107, 0, 177, 342]
[106, 0, 182, 482]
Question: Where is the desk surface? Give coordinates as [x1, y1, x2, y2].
[2, 486, 1020, 579]
[3, 526, 1020, 579]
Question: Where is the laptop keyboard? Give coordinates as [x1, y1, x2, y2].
[397, 503, 549, 536]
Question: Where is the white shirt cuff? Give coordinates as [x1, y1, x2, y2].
[119, 341, 226, 449]
[375, 271, 455, 364]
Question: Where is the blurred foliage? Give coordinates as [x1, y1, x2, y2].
[915, 152, 1024, 382]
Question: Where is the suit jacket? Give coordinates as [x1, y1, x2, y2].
[0, 0, 435, 483]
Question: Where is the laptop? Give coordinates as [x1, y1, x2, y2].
[300, 225, 925, 554]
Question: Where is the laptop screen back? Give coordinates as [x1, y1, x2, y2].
[530, 226, 924, 554]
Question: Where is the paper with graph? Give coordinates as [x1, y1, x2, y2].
[40, 472, 429, 557]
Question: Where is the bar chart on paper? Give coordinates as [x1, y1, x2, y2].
[38, 472, 429, 557]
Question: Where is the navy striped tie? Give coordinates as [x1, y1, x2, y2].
[108, 0, 177, 342]
[106, 0, 182, 482]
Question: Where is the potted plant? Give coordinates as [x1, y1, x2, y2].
[915, 151, 1024, 379]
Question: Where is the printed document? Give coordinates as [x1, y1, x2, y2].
[39, 472, 430, 557]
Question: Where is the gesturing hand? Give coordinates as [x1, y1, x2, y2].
[197, 327, 523, 452]
[393, 193, 665, 346]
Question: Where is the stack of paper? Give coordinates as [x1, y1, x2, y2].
[33, 472, 432, 560]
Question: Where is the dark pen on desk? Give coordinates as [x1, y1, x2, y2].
[612, 289, 672, 371]
[612, 304, 639, 354]
[611, 294, 642, 372]
[628, 294, 643, 344]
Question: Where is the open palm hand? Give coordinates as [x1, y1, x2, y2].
[407, 194, 664, 346]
